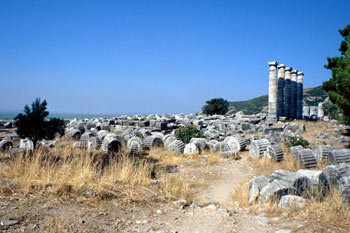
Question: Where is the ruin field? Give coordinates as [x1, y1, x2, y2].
[0, 117, 350, 232]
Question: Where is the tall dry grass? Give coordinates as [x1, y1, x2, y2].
[0, 141, 193, 203]
[232, 182, 250, 206]
[158, 172, 193, 201]
[292, 188, 350, 231]
[148, 147, 227, 169]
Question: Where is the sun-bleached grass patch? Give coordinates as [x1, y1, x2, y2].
[285, 188, 350, 232]
[0, 140, 194, 204]
[148, 147, 227, 169]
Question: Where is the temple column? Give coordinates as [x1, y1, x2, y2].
[268, 61, 278, 121]
[290, 69, 298, 119]
[296, 71, 304, 119]
[277, 64, 285, 118]
[284, 67, 292, 119]
[317, 102, 324, 119]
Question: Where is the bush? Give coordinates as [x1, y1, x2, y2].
[15, 98, 66, 148]
[322, 101, 340, 120]
[285, 136, 310, 149]
[202, 98, 229, 115]
[175, 125, 205, 144]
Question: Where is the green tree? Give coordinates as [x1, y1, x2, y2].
[175, 125, 205, 144]
[322, 101, 340, 120]
[15, 98, 66, 148]
[202, 98, 229, 115]
[323, 25, 350, 125]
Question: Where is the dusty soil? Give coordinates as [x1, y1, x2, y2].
[0, 152, 306, 233]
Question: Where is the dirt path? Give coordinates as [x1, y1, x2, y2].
[195, 155, 248, 206]
[122, 153, 297, 233]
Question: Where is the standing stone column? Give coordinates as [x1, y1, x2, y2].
[284, 67, 292, 119]
[317, 102, 324, 119]
[303, 106, 310, 118]
[310, 106, 317, 117]
[277, 64, 286, 118]
[296, 71, 304, 119]
[290, 69, 298, 119]
[268, 61, 278, 121]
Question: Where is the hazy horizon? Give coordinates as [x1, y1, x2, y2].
[0, 83, 322, 117]
[1, 0, 349, 114]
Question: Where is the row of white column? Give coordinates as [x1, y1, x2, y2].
[268, 61, 304, 120]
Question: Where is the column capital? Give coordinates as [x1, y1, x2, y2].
[277, 64, 285, 69]
[297, 71, 304, 76]
[297, 72, 304, 83]
[291, 69, 298, 74]
[268, 61, 278, 66]
[285, 67, 292, 72]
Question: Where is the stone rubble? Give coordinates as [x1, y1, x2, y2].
[248, 163, 350, 205]
[1, 108, 349, 207]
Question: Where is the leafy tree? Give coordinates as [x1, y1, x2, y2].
[323, 25, 350, 125]
[15, 98, 66, 148]
[202, 98, 229, 115]
[322, 101, 340, 120]
[175, 125, 205, 144]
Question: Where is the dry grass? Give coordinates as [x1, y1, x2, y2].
[146, 147, 229, 201]
[148, 147, 227, 169]
[232, 177, 350, 231]
[295, 120, 347, 148]
[158, 172, 193, 201]
[1, 151, 151, 202]
[289, 188, 350, 232]
[298, 121, 331, 139]
[0, 140, 194, 204]
[232, 182, 250, 207]
[231, 181, 282, 217]
[247, 145, 301, 176]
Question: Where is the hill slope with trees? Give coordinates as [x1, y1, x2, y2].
[229, 86, 328, 115]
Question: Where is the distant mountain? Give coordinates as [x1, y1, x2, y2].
[229, 86, 328, 115]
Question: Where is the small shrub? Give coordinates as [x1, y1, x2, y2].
[285, 136, 310, 149]
[175, 125, 205, 144]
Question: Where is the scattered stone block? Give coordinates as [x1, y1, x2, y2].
[278, 195, 307, 209]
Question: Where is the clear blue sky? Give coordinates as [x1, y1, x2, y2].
[0, 0, 349, 114]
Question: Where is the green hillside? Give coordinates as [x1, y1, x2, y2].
[229, 86, 328, 115]
[229, 95, 268, 115]
[303, 86, 328, 106]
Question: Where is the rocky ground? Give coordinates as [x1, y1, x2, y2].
[1, 118, 349, 232]
[0, 152, 311, 233]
